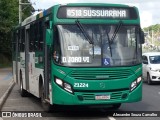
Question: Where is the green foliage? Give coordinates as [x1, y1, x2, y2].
[143, 24, 160, 52]
[22, 0, 34, 21]
[143, 24, 160, 35]
[0, 0, 33, 64]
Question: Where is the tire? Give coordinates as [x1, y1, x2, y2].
[147, 73, 152, 85]
[20, 73, 28, 97]
[41, 85, 52, 112]
[111, 103, 121, 110]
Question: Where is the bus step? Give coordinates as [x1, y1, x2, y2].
[45, 99, 50, 103]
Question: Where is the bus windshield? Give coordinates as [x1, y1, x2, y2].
[54, 24, 142, 67]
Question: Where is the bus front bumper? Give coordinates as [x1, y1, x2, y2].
[51, 82, 142, 105]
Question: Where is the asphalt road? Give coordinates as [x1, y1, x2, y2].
[1, 82, 160, 120]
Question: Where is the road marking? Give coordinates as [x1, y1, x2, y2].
[108, 116, 116, 120]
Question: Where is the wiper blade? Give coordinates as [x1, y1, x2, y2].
[106, 32, 112, 57]
[108, 21, 123, 57]
[75, 20, 94, 44]
[110, 21, 123, 42]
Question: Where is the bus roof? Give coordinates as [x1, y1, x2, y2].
[20, 3, 138, 27]
[65, 3, 130, 7]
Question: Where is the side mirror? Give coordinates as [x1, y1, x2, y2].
[143, 61, 148, 64]
[140, 30, 145, 44]
[53, 51, 60, 63]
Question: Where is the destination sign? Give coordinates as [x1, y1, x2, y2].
[58, 6, 137, 19]
[67, 9, 127, 18]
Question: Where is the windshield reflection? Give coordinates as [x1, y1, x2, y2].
[54, 24, 142, 67]
[149, 56, 160, 64]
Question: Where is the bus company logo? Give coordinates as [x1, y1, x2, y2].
[2, 112, 11, 117]
[100, 82, 105, 89]
[1, 112, 43, 118]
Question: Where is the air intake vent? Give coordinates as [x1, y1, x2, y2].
[70, 69, 133, 80]
[111, 92, 123, 100]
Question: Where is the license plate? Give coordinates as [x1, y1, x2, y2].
[95, 94, 110, 100]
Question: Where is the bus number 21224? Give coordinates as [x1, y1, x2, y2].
[74, 83, 89, 88]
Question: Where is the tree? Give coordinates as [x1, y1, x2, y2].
[0, 0, 33, 66]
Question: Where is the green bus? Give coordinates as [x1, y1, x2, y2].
[12, 3, 144, 111]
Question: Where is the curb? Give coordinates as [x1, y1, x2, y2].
[0, 80, 15, 111]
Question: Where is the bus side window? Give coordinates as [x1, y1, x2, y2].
[53, 26, 61, 63]
[16, 30, 20, 52]
[34, 22, 38, 51]
[21, 28, 25, 52]
[30, 24, 34, 52]
[39, 21, 43, 51]
[12, 32, 16, 52]
[15, 30, 20, 52]
[18, 30, 21, 52]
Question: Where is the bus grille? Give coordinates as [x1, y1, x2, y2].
[70, 69, 133, 80]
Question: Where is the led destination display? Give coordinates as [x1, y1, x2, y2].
[58, 6, 138, 19]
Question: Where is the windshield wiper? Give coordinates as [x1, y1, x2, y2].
[75, 20, 94, 44]
[75, 20, 95, 58]
[108, 21, 123, 57]
[106, 32, 112, 57]
[110, 21, 123, 42]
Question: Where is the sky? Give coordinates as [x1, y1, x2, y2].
[30, 0, 160, 28]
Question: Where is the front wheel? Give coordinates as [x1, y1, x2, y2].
[111, 103, 121, 110]
[41, 86, 52, 112]
[20, 73, 28, 97]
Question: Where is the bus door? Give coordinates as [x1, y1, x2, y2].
[43, 20, 51, 100]
[13, 30, 19, 84]
[25, 25, 30, 91]
[15, 30, 20, 84]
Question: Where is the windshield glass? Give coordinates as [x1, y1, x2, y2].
[149, 56, 160, 64]
[54, 24, 142, 67]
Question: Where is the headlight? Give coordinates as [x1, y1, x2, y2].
[55, 78, 73, 94]
[137, 76, 142, 83]
[64, 83, 73, 93]
[55, 78, 63, 86]
[130, 76, 142, 92]
[150, 68, 158, 72]
[130, 81, 137, 91]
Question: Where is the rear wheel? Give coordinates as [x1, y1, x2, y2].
[41, 85, 52, 112]
[20, 73, 28, 97]
[147, 73, 152, 85]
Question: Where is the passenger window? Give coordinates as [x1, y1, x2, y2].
[34, 22, 38, 51]
[53, 26, 61, 63]
[18, 30, 20, 52]
[12, 32, 16, 52]
[39, 21, 43, 51]
[29, 24, 35, 52]
[21, 28, 25, 52]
